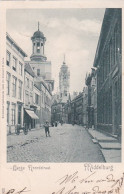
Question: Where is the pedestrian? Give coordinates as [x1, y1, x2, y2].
[44, 121, 50, 137]
[61, 119, 63, 126]
[51, 121, 54, 127]
[55, 121, 58, 127]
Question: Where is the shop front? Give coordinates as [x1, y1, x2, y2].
[24, 109, 39, 130]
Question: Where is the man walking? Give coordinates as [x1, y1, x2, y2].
[44, 121, 50, 137]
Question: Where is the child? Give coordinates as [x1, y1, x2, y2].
[44, 121, 50, 137]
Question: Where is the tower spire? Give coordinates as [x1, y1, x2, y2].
[63, 54, 65, 64]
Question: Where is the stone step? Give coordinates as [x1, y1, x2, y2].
[99, 142, 121, 150]
[88, 130, 117, 142]
[101, 149, 121, 163]
[92, 138, 98, 144]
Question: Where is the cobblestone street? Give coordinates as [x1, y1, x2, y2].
[7, 124, 105, 163]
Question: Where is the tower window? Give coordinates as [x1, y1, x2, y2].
[37, 42, 40, 53]
[37, 69, 40, 76]
[37, 42, 40, 46]
[64, 90, 67, 96]
[37, 49, 40, 53]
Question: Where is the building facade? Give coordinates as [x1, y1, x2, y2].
[82, 87, 88, 126]
[6, 33, 27, 134]
[6, 25, 54, 134]
[24, 63, 39, 130]
[34, 77, 52, 124]
[85, 73, 94, 128]
[85, 69, 97, 129]
[34, 83, 41, 128]
[93, 8, 122, 136]
[51, 102, 64, 123]
[90, 69, 97, 129]
[71, 92, 83, 125]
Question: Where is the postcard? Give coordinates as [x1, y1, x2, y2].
[0, 0, 124, 194]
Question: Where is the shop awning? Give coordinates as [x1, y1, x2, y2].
[25, 109, 39, 119]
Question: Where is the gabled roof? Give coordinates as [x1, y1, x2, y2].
[6, 33, 27, 57]
[25, 63, 35, 77]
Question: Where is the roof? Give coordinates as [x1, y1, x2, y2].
[6, 33, 27, 57]
[31, 30, 45, 40]
[71, 92, 83, 102]
[35, 79, 52, 96]
[34, 82, 41, 91]
[59, 96, 68, 104]
[25, 63, 35, 77]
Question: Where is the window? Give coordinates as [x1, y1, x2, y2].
[37, 69, 40, 76]
[115, 21, 122, 62]
[30, 94, 33, 104]
[64, 90, 67, 96]
[25, 92, 29, 105]
[42, 92, 44, 103]
[109, 40, 112, 72]
[12, 76, 17, 97]
[11, 104, 16, 125]
[114, 26, 117, 66]
[30, 81, 33, 90]
[37, 42, 40, 46]
[114, 81, 118, 98]
[19, 62, 23, 76]
[18, 104, 22, 124]
[37, 42, 40, 53]
[12, 57, 17, 71]
[7, 102, 10, 124]
[6, 52, 10, 66]
[6, 72, 10, 95]
[26, 77, 29, 88]
[18, 80, 22, 100]
[35, 93, 39, 105]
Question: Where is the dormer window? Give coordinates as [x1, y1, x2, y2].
[37, 69, 40, 76]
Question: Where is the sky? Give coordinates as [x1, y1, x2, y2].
[6, 8, 105, 94]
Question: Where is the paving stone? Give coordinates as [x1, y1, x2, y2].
[7, 124, 106, 163]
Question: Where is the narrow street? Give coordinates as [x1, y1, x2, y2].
[7, 124, 105, 163]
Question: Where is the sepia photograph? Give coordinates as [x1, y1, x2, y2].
[6, 8, 122, 163]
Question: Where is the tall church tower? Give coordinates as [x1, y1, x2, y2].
[26, 23, 54, 92]
[59, 57, 70, 101]
[30, 22, 47, 62]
